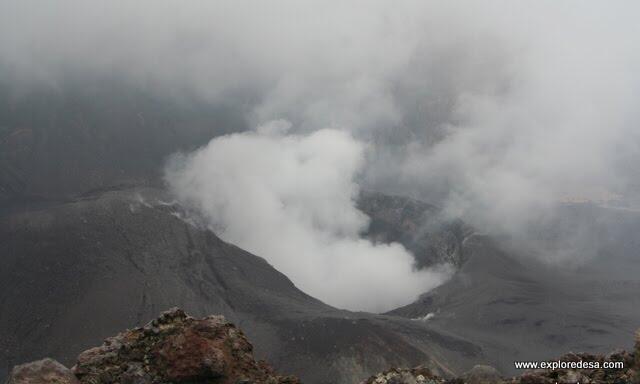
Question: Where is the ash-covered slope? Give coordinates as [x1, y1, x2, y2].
[9, 308, 640, 384]
[358, 191, 472, 268]
[388, 228, 640, 375]
[0, 187, 482, 383]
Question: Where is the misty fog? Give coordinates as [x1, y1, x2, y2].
[2, 0, 640, 308]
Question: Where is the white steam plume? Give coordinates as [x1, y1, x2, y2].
[3, 1, 640, 263]
[165, 120, 449, 313]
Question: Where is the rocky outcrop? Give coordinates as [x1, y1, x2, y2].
[8, 309, 299, 384]
[74, 308, 299, 384]
[7, 358, 79, 384]
[361, 333, 640, 384]
[358, 191, 472, 268]
[508, 350, 638, 384]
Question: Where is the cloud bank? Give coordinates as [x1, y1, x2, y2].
[165, 121, 449, 312]
[3, 1, 640, 267]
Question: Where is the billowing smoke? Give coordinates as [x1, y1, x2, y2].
[2, 1, 640, 266]
[165, 120, 450, 312]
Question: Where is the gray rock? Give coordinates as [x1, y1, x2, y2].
[461, 365, 502, 384]
[7, 358, 79, 384]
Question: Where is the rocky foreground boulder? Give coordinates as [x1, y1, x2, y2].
[6, 358, 80, 384]
[7, 309, 640, 384]
[7, 308, 299, 384]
